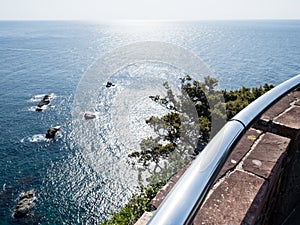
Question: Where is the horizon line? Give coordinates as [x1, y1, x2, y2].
[0, 18, 300, 22]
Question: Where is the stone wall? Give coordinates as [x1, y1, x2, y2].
[135, 90, 300, 225]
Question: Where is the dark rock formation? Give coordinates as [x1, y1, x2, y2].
[12, 190, 35, 218]
[45, 126, 60, 139]
[36, 95, 50, 111]
[84, 112, 97, 120]
[106, 82, 115, 88]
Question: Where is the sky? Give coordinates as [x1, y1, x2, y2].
[0, 0, 299, 21]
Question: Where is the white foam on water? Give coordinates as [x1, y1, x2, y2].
[28, 105, 48, 112]
[28, 93, 57, 102]
[29, 134, 46, 142]
[27, 93, 58, 111]
[21, 134, 46, 143]
[28, 106, 38, 112]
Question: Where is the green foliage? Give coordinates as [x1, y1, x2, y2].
[129, 75, 228, 167]
[223, 84, 274, 119]
[105, 76, 275, 225]
[129, 76, 274, 166]
[128, 137, 176, 166]
[100, 181, 166, 225]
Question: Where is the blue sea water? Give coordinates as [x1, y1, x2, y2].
[0, 20, 299, 224]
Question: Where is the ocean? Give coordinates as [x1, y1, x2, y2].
[0, 20, 299, 224]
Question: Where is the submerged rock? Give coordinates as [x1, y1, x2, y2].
[12, 190, 35, 218]
[45, 126, 60, 139]
[0, 185, 13, 208]
[36, 95, 50, 111]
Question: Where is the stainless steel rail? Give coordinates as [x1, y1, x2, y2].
[147, 74, 300, 225]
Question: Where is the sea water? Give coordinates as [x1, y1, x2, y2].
[0, 20, 299, 224]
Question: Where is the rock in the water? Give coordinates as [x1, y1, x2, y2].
[45, 126, 60, 139]
[84, 112, 97, 120]
[35, 107, 43, 111]
[36, 95, 50, 111]
[12, 190, 35, 219]
[106, 82, 115, 88]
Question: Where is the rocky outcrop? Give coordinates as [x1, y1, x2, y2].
[84, 112, 97, 120]
[45, 126, 60, 139]
[106, 82, 115, 88]
[12, 190, 35, 218]
[36, 95, 50, 111]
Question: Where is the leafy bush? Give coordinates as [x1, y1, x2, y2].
[103, 76, 275, 225]
[100, 181, 165, 225]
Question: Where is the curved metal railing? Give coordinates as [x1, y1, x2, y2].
[147, 74, 300, 225]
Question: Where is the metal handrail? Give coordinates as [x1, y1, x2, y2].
[147, 74, 300, 225]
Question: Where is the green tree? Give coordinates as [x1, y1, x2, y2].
[104, 77, 275, 225]
[128, 76, 228, 185]
[129, 76, 274, 168]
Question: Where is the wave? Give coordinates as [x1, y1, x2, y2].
[28, 105, 56, 112]
[28, 93, 57, 103]
[20, 131, 63, 143]
[27, 93, 57, 111]
[20, 134, 46, 143]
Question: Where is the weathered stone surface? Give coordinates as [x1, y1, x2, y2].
[269, 138, 300, 225]
[36, 94, 50, 111]
[243, 133, 290, 179]
[275, 106, 300, 129]
[134, 211, 154, 225]
[242, 180, 270, 225]
[260, 93, 297, 121]
[12, 190, 35, 218]
[37, 95, 50, 107]
[84, 112, 97, 120]
[254, 119, 299, 139]
[45, 126, 60, 139]
[294, 90, 300, 106]
[218, 129, 261, 179]
[290, 89, 300, 98]
[194, 170, 266, 225]
[295, 99, 300, 106]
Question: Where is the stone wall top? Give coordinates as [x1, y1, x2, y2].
[135, 89, 300, 225]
